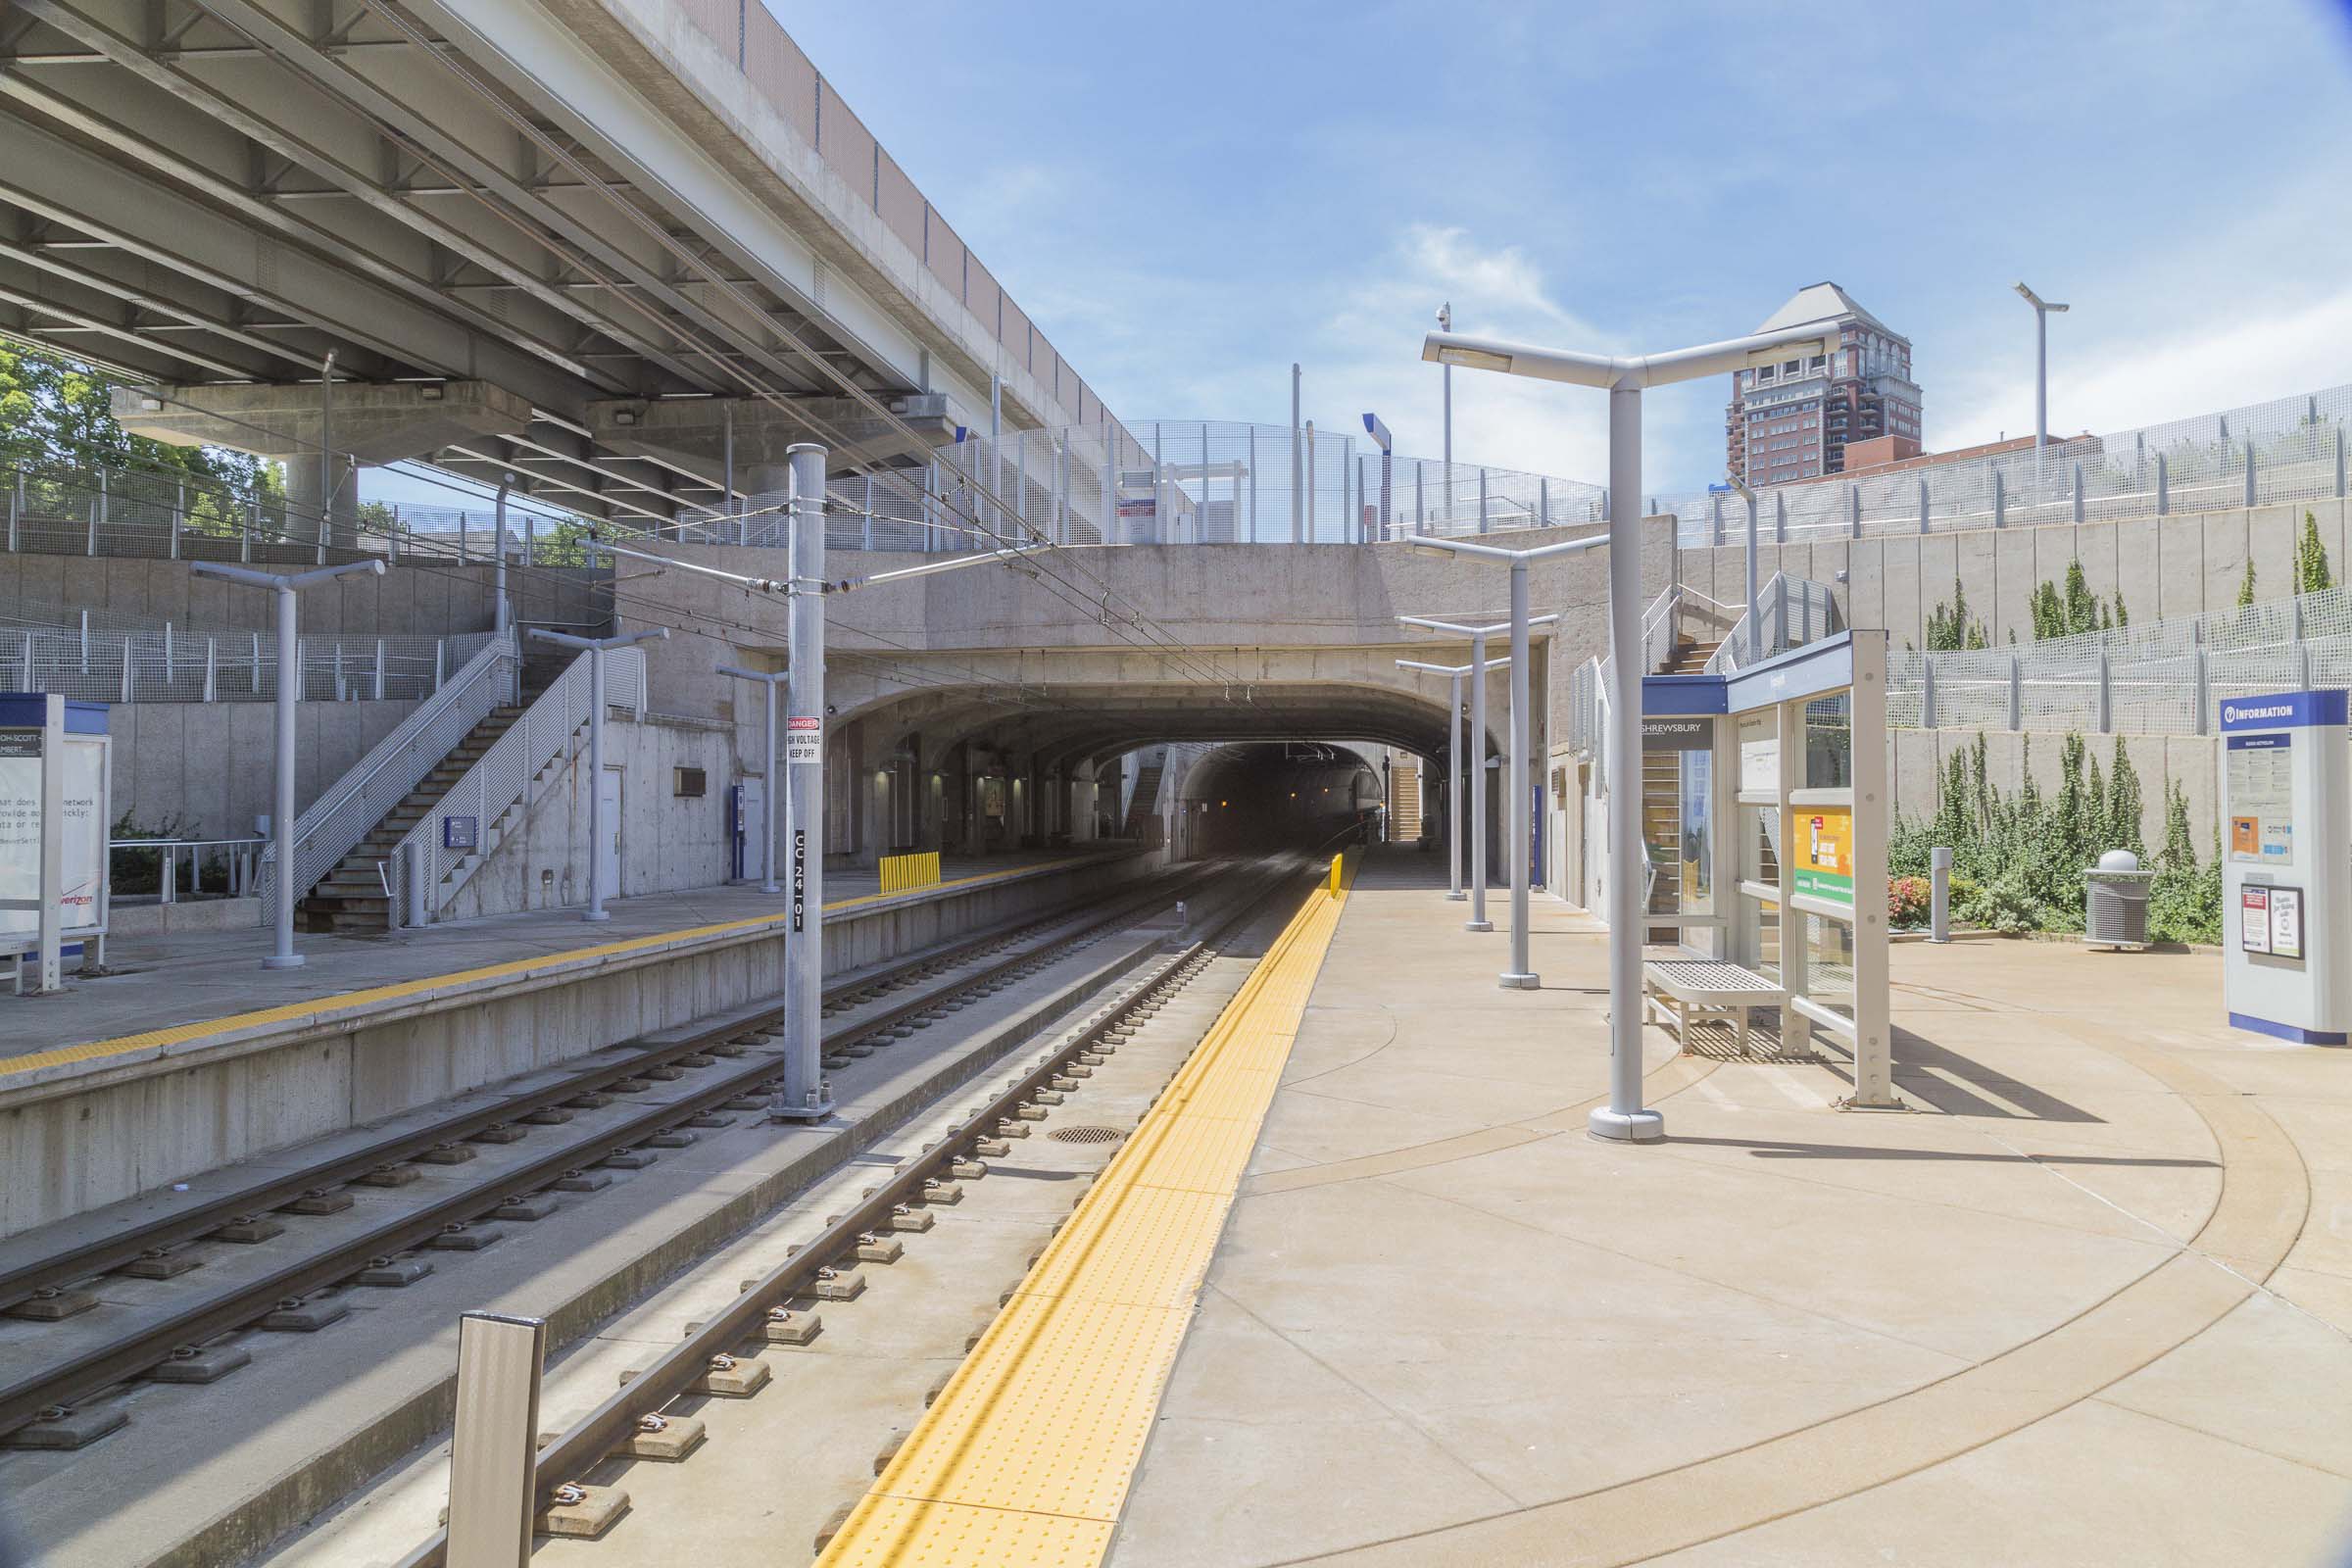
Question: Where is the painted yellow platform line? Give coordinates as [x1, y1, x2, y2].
[817, 855, 1356, 1568]
[0, 857, 1106, 1081]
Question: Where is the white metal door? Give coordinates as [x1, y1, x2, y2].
[597, 765, 623, 898]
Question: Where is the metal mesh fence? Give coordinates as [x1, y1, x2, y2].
[0, 608, 487, 704]
[1886, 579, 2352, 736]
[10, 377, 2352, 567]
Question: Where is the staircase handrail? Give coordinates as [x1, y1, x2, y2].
[394, 645, 647, 921]
[260, 631, 514, 921]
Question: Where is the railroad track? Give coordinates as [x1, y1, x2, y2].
[0, 862, 1226, 1449]
[383, 846, 1337, 1568]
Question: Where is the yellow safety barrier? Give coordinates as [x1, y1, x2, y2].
[1327, 850, 1345, 898]
[817, 854, 1357, 1567]
[877, 850, 941, 896]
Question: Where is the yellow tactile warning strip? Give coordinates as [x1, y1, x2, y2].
[0, 857, 1102, 1081]
[816, 857, 1357, 1568]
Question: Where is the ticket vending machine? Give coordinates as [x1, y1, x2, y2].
[2220, 689, 2349, 1044]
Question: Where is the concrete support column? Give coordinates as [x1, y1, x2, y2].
[281, 455, 358, 547]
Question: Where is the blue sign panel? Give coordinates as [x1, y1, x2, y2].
[2219, 690, 2348, 731]
[442, 815, 479, 852]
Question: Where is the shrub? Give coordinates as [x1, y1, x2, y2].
[1888, 875, 1931, 928]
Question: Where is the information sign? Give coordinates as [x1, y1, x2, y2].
[785, 715, 823, 766]
[1790, 806, 1854, 908]
[2240, 886, 2273, 955]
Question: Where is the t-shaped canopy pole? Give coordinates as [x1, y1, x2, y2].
[1404, 551, 1586, 987]
[527, 626, 670, 921]
[193, 558, 385, 969]
[1397, 655, 1513, 903]
[1424, 316, 1837, 1140]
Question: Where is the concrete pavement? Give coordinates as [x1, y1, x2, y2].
[1107, 846, 2352, 1567]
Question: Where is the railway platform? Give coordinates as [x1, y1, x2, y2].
[0, 849, 1154, 1239]
[713, 845, 2345, 1567]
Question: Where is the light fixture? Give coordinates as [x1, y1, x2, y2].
[419, 384, 445, 402]
[1436, 345, 1511, 373]
[138, 395, 164, 413]
[613, 408, 638, 426]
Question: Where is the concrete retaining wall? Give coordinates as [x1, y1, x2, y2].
[4, 553, 607, 640]
[439, 712, 737, 921]
[1682, 500, 2345, 652]
[0, 851, 1158, 1238]
[1887, 726, 2216, 850]
[107, 697, 421, 842]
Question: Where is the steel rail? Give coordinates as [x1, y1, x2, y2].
[0, 863, 1217, 1440]
[388, 845, 1338, 1568]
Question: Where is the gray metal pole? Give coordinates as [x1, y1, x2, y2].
[989, 374, 1003, 535]
[585, 647, 609, 920]
[1446, 671, 1465, 901]
[778, 442, 832, 1121]
[318, 349, 335, 556]
[1466, 629, 1492, 933]
[1745, 495, 1760, 662]
[1290, 364, 1302, 545]
[761, 676, 779, 892]
[2034, 304, 2047, 496]
[493, 474, 511, 636]
[1930, 845, 1952, 943]
[268, 579, 301, 967]
[1591, 383, 1662, 1142]
[723, 401, 736, 544]
[1501, 560, 1538, 988]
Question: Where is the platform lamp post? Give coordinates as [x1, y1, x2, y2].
[716, 664, 788, 894]
[2015, 282, 2068, 507]
[526, 626, 669, 923]
[1362, 413, 1394, 541]
[1728, 471, 1761, 662]
[1395, 659, 1479, 900]
[1405, 566, 1580, 990]
[192, 559, 385, 969]
[1423, 315, 1836, 1140]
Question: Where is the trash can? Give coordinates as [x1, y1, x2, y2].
[2082, 849, 2154, 951]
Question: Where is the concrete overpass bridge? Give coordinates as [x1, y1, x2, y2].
[625, 522, 1673, 866]
[0, 0, 1106, 534]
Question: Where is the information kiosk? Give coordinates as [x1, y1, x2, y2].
[0, 693, 112, 994]
[2220, 689, 2349, 1044]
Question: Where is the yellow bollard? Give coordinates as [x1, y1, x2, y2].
[1328, 853, 1342, 899]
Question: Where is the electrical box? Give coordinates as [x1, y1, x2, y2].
[2220, 689, 2349, 1044]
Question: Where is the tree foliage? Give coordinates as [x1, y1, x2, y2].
[2237, 559, 2257, 610]
[1887, 732, 2202, 940]
[1925, 576, 1987, 652]
[0, 344, 280, 533]
[2296, 511, 2334, 595]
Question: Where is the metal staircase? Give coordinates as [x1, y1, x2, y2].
[295, 707, 523, 933]
[1120, 751, 1165, 840]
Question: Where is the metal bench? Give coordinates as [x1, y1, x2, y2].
[1642, 959, 1786, 1059]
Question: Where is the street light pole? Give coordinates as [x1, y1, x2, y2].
[1423, 314, 1838, 1140]
[1729, 472, 1760, 663]
[716, 664, 788, 894]
[528, 626, 670, 921]
[191, 558, 385, 968]
[2015, 282, 2069, 504]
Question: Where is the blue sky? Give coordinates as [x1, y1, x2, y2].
[770, 0, 2352, 490]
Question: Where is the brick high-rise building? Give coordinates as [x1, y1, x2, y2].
[1726, 283, 1923, 486]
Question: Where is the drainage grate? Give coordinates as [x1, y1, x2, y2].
[1048, 1125, 1126, 1146]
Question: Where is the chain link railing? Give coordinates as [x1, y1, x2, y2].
[257, 632, 518, 924]
[1888, 580, 2352, 737]
[390, 645, 646, 923]
[0, 608, 487, 705]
